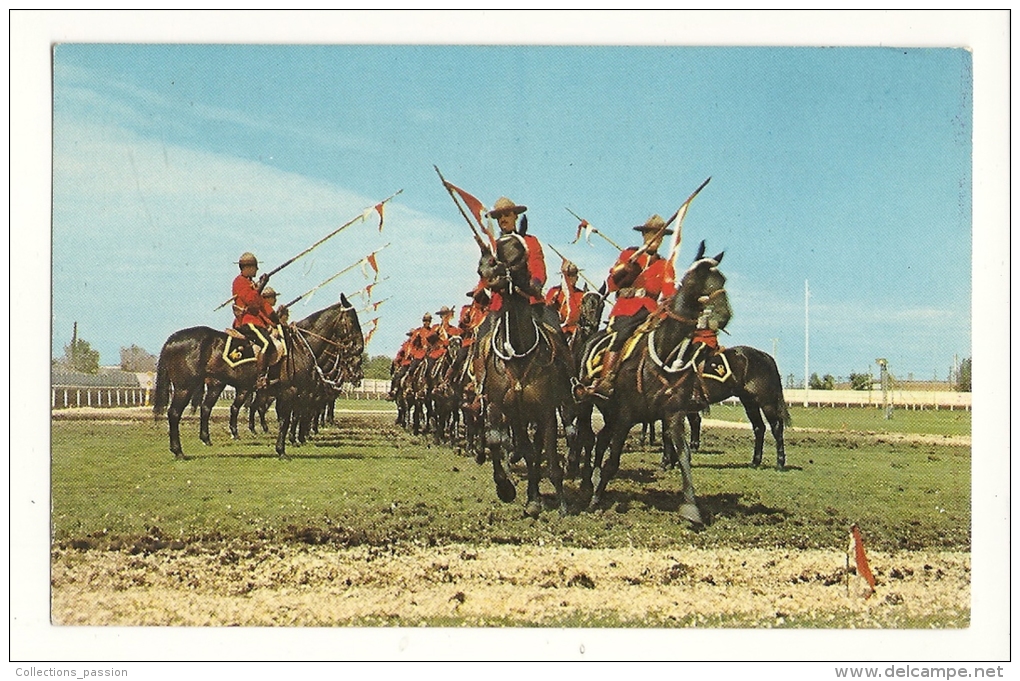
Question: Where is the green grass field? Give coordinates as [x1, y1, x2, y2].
[51, 410, 970, 554]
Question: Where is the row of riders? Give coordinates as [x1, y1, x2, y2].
[390, 195, 790, 525]
[153, 251, 365, 460]
[153, 188, 789, 526]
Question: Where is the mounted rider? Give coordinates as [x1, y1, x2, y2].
[544, 261, 585, 341]
[576, 215, 677, 400]
[482, 196, 566, 341]
[428, 306, 462, 359]
[231, 252, 285, 388]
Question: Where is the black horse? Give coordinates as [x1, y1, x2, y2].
[571, 242, 732, 526]
[681, 345, 791, 469]
[472, 244, 576, 518]
[153, 297, 361, 459]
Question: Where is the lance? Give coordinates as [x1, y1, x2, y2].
[213, 189, 403, 311]
[350, 276, 391, 301]
[282, 244, 391, 308]
[628, 176, 711, 264]
[545, 243, 601, 292]
[433, 165, 494, 256]
[565, 208, 624, 251]
[357, 296, 392, 314]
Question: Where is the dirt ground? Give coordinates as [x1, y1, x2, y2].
[51, 541, 969, 627]
[50, 406, 970, 627]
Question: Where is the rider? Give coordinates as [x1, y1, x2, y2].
[577, 215, 677, 400]
[405, 312, 435, 375]
[484, 196, 565, 339]
[231, 252, 282, 388]
[428, 306, 462, 361]
[544, 261, 585, 341]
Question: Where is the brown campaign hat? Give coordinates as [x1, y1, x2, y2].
[238, 252, 259, 266]
[632, 214, 673, 235]
[486, 196, 527, 218]
[435, 306, 455, 316]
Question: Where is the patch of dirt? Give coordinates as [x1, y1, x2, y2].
[700, 418, 971, 448]
[50, 543, 969, 627]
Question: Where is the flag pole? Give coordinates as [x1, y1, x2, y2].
[213, 190, 402, 311]
[565, 208, 624, 251]
[434, 165, 494, 255]
[283, 244, 390, 308]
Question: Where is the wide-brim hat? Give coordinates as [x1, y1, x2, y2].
[633, 214, 673, 236]
[486, 196, 527, 218]
[435, 306, 454, 316]
[261, 286, 278, 299]
[422, 313, 433, 322]
[238, 252, 259, 266]
[561, 262, 579, 276]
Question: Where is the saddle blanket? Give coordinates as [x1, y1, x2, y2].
[222, 326, 287, 369]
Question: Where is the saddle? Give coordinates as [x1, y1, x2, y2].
[580, 312, 661, 381]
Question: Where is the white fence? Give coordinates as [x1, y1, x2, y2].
[50, 382, 969, 411]
[51, 385, 152, 409]
[783, 389, 971, 411]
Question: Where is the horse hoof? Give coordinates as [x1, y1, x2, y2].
[201, 438, 212, 447]
[680, 504, 704, 527]
[776, 463, 786, 472]
[558, 503, 569, 518]
[524, 501, 542, 519]
[496, 479, 516, 503]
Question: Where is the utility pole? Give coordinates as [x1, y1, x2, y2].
[803, 280, 809, 407]
[876, 357, 892, 419]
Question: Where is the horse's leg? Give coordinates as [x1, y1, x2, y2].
[485, 407, 516, 503]
[741, 396, 767, 467]
[665, 411, 703, 526]
[543, 414, 568, 517]
[167, 387, 194, 459]
[521, 421, 543, 519]
[275, 395, 291, 459]
[199, 382, 226, 446]
[660, 423, 679, 470]
[229, 391, 245, 440]
[688, 412, 701, 452]
[589, 423, 627, 511]
[761, 403, 787, 471]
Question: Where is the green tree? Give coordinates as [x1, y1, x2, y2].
[120, 345, 157, 372]
[809, 373, 835, 390]
[849, 372, 872, 391]
[63, 338, 100, 374]
[363, 354, 393, 380]
[956, 357, 971, 392]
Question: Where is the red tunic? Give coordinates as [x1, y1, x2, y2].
[407, 325, 434, 361]
[458, 303, 487, 348]
[545, 283, 584, 334]
[232, 274, 274, 328]
[428, 321, 462, 359]
[606, 249, 676, 318]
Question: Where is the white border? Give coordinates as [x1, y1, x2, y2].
[10, 9, 1010, 665]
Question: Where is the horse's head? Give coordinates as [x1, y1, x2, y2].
[477, 251, 510, 292]
[674, 241, 731, 332]
[579, 284, 608, 330]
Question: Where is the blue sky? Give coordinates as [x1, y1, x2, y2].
[51, 39, 974, 382]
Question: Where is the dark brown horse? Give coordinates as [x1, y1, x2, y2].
[472, 246, 575, 518]
[153, 297, 361, 459]
[680, 345, 791, 469]
[571, 243, 732, 526]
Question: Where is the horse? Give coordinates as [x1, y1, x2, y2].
[472, 244, 576, 518]
[667, 345, 791, 469]
[570, 242, 732, 526]
[153, 297, 361, 459]
[429, 336, 466, 445]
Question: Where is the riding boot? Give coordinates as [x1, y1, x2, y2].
[587, 350, 621, 400]
[254, 349, 268, 389]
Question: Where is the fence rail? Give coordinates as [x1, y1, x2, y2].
[50, 383, 970, 411]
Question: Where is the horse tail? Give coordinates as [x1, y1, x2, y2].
[152, 344, 172, 418]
